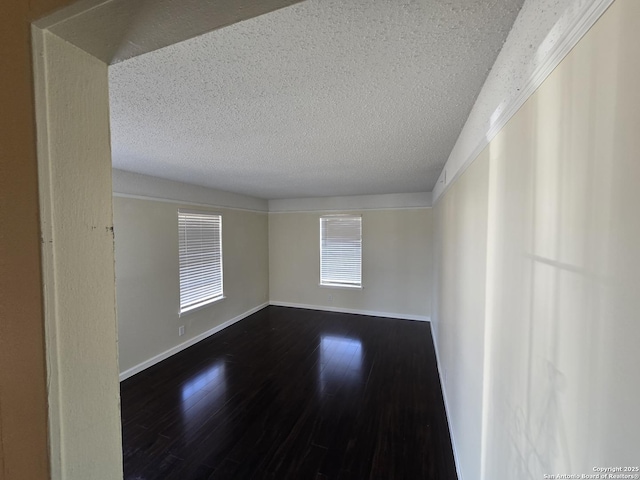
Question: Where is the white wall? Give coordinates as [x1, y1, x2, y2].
[269, 208, 432, 320]
[432, 152, 490, 479]
[33, 31, 122, 480]
[433, 0, 640, 478]
[113, 195, 269, 377]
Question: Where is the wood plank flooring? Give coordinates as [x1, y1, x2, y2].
[120, 306, 458, 479]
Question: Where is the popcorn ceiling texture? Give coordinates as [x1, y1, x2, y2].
[433, 0, 611, 200]
[109, 0, 524, 200]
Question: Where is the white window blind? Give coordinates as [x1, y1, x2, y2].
[178, 211, 223, 313]
[320, 215, 362, 288]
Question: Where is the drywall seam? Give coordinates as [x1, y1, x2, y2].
[119, 302, 269, 381]
[112, 192, 269, 214]
[430, 326, 464, 480]
[432, 0, 615, 204]
[31, 26, 63, 479]
[269, 301, 430, 322]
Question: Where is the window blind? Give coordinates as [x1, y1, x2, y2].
[178, 211, 223, 313]
[320, 215, 362, 287]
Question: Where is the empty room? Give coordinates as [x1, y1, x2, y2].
[3, 0, 640, 479]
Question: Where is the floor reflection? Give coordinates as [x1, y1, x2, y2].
[181, 361, 227, 428]
[319, 335, 363, 393]
[121, 307, 457, 478]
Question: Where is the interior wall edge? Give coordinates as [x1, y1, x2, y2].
[31, 24, 61, 480]
[34, 0, 304, 64]
[434, 0, 640, 475]
[268, 205, 432, 214]
[268, 192, 432, 212]
[432, 0, 615, 205]
[112, 192, 268, 214]
[119, 301, 430, 382]
[430, 324, 464, 480]
[268, 301, 430, 322]
[32, 0, 110, 29]
[112, 168, 269, 212]
[112, 169, 433, 213]
[34, 28, 123, 479]
[119, 302, 269, 381]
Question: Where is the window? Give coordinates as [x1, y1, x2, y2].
[320, 215, 362, 288]
[178, 210, 223, 314]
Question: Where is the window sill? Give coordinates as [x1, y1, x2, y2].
[179, 295, 225, 317]
[319, 283, 362, 290]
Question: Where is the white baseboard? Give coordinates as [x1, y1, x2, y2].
[269, 301, 430, 322]
[119, 301, 426, 381]
[430, 324, 463, 480]
[119, 302, 269, 381]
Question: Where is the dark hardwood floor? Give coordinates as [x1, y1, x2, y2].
[120, 306, 458, 479]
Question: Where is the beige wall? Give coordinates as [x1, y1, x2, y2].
[3, 0, 303, 477]
[1, 0, 82, 477]
[4, 0, 635, 478]
[269, 209, 432, 319]
[113, 196, 269, 374]
[432, 152, 490, 479]
[32, 31, 123, 479]
[433, 1, 640, 478]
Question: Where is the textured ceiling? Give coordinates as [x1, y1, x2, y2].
[109, 0, 524, 199]
[43, 0, 302, 64]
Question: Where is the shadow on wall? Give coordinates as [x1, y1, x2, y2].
[479, 4, 640, 479]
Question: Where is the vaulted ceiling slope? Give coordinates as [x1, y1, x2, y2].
[109, 0, 524, 200]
